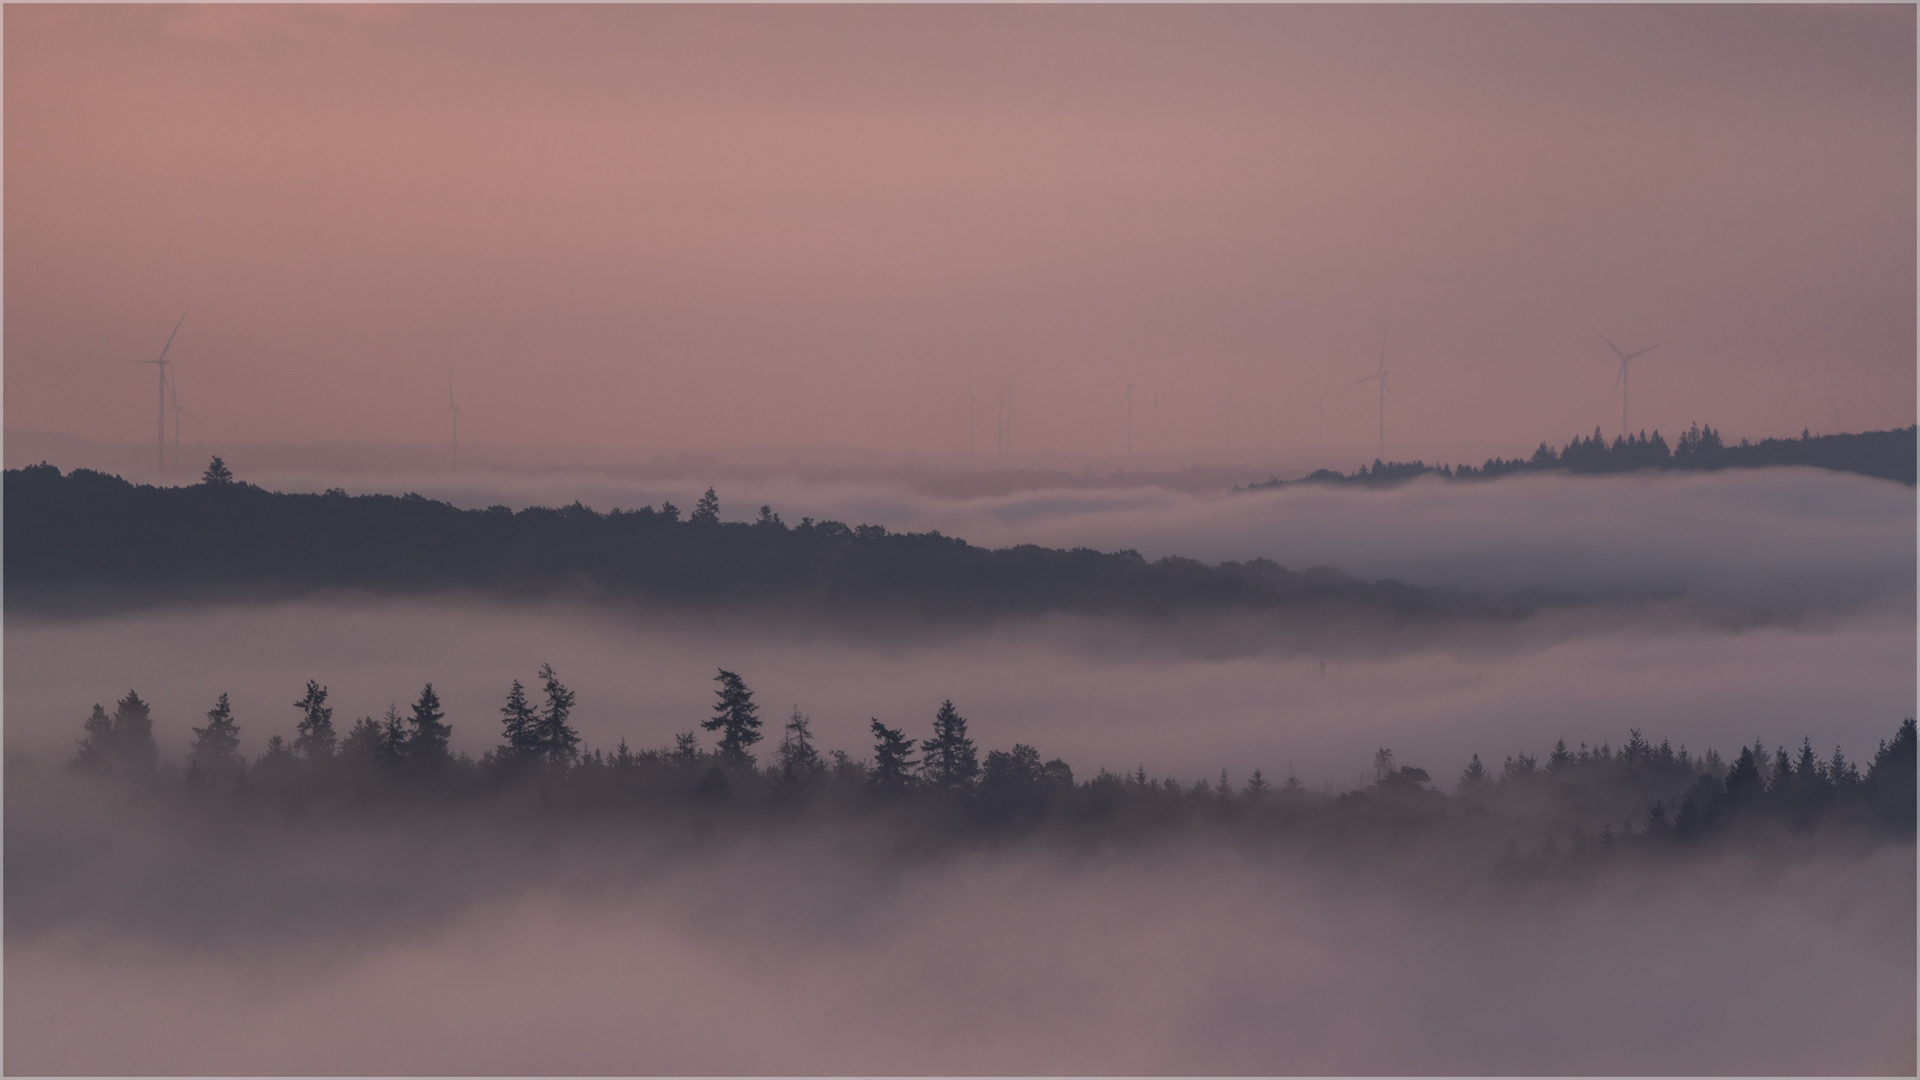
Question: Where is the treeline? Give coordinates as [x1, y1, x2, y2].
[61, 666, 1917, 854]
[1249, 424, 1918, 490]
[4, 460, 1482, 619]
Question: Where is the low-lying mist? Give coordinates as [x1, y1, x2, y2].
[239, 463, 1915, 614]
[7, 596, 1912, 787]
[6, 768, 1913, 1075]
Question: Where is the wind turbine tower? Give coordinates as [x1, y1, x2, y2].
[442, 374, 465, 466]
[1596, 331, 1664, 437]
[1338, 332, 1394, 457]
[111, 308, 188, 475]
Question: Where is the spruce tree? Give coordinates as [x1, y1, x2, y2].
[109, 691, 159, 773]
[201, 456, 234, 485]
[921, 700, 980, 791]
[867, 718, 917, 794]
[292, 680, 336, 761]
[702, 669, 762, 767]
[72, 704, 115, 773]
[406, 684, 452, 766]
[256, 733, 296, 777]
[338, 715, 385, 767]
[691, 487, 721, 525]
[775, 706, 824, 786]
[376, 704, 409, 766]
[499, 679, 540, 764]
[189, 692, 244, 780]
[535, 663, 581, 766]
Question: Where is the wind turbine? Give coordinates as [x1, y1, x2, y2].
[169, 375, 198, 460]
[438, 374, 464, 466]
[1596, 330, 1663, 437]
[1093, 380, 1139, 457]
[108, 307, 189, 475]
[1337, 331, 1396, 457]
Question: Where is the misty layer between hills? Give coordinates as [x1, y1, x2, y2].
[6, 597, 1914, 786]
[5, 766, 1913, 1076]
[196, 461, 1914, 617]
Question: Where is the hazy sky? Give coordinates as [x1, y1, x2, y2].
[6, 5, 1914, 454]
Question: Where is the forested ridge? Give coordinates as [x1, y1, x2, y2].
[50, 665, 1918, 862]
[1249, 423, 1919, 489]
[5, 460, 1479, 619]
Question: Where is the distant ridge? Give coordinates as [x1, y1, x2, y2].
[5, 461, 1521, 620]
[1244, 425, 1917, 490]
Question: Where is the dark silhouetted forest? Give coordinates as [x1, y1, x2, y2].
[53, 665, 1917, 864]
[5, 460, 1500, 619]
[1248, 424, 1918, 490]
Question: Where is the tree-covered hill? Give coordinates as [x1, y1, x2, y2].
[5, 462, 1472, 619]
[1249, 424, 1918, 490]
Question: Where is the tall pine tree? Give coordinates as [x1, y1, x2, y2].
[536, 664, 581, 766]
[499, 679, 540, 763]
[867, 718, 917, 794]
[189, 692, 244, 780]
[406, 684, 452, 766]
[703, 669, 762, 767]
[920, 700, 979, 791]
[293, 680, 336, 761]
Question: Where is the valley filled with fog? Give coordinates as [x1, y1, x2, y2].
[6, 464, 1914, 1075]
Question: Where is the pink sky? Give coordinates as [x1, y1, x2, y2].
[6, 5, 1913, 455]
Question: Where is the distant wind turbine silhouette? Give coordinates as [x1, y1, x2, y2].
[107, 307, 189, 475]
[1338, 331, 1396, 457]
[437, 374, 464, 466]
[1596, 330, 1663, 437]
[1094, 380, 1139, 456]
[169, 375, 199, 460]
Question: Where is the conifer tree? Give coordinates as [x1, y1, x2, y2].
[338, 715, 385, 766]
[702, 669, 762, 767]
[376, 704, 409, 766]
[1458, 753, 1489, 792]
[691, 487, 721, 525]
[406, 684, 452, 766]
[292, 680, 336, 761]
[867, 718, 917, 794]
[499, 679, 540, 763]
[775, 706, 824, 785]
[189, 692, 244, 780]
[72, 703, 115, 773]
[201, 456, 234, 485]
[921, 700, 980, 791]
[256, 733, 296, 775]
[535, 663, 581, 766]
[1244, 769, 1270, 799]
[108, 691, 159, 773]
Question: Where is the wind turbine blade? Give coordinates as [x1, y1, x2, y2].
[1336, 374, 1378, 392]
[1378, 332, 1388, 376]
[1625, 341, 1665, 362]
[1595, 330, 1627, 362]
[1613, 360, 1625, 395]
[155, 307, 190, 365]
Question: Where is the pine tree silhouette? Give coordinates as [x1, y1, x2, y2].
[702, 669, 762, 767]
[293, 680, 336, 761]
[921, 700, 980, 791]
[868, 718, 918, 794]
[189, 692, 244, 781]
[406, 685, 452, 766]
[535, 664, 580, 766]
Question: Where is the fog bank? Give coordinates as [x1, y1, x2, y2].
[6, 773, 1912, 1075]
[7, 597, 1911, 788]
[214, 464, 1918, 614]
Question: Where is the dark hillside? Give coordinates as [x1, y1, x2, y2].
[5, 463, 1468, 619]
